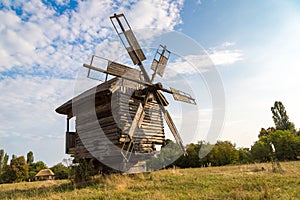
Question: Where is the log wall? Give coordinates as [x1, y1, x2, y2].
[72, 81, 165, 167]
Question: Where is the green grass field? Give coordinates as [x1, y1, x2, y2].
[0, 161, 299, 199]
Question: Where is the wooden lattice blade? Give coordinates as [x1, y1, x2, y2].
[107, 61, 140, 79]
[110, 14, 146, 65]
[163, 109, 185, 153]
[170, 87, 196, 105]
[128, 103, 145, 139]
[151, 45, 170, 81]
[83, 63, 150, 87]
[151, 57, 167, 77]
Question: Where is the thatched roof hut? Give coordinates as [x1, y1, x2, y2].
[35, 169, 55, 181]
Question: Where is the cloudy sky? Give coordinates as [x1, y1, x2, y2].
[1, 0, 300, 166]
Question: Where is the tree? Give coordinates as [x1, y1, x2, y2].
[208, 141, 238, 166]
[267, 130, 300, 161]
[251, 129, 300, 162]
[50, 163, 69, 180]
[26, 151, 34, 165]
[0, 149, 8, 172]
[174, 142, 201, 168]
[251, 139, 271, 162]
[271, 101, 296, 133]
[70, 159, 96, 183]
[237, 148, 252, 164]
[147, 140, 182, 170]
[9, 156, 28, 182]
[1, 165, 15, 183]
[297, 129, 300, 137]
[198, 141, 214, 167]
[258, 127, 275, 138]
[3, 154, 9, 168]
[0, 149, 9, 183]
[0, 149, 4, 169]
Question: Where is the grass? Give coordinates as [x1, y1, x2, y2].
[0, 161, 299, 199]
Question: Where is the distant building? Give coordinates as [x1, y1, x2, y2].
[35, 169, 55, 181]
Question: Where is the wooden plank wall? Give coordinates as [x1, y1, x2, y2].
[73, 80, 165, 166]
[116, 87, 164, 153]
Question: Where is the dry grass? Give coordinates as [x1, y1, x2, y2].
[0, 161, 299, 199]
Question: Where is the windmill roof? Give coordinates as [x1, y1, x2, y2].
[55, 77, 120, 115]
[35, 169, 55, 177]
[55, 76, 169, 116]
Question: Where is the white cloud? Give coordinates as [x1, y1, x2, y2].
[208, 42, 243, 66]
[209, 49, 243, 66]
[0, 0, 184, 78]
[55, 0, 70, 6]
[161, 42, 243, 78]
[0, 0, 185, 165]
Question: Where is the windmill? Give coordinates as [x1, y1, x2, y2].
[56, 13, 196, 173]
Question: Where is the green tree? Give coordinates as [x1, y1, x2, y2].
[1, 165, 15, 183]
[271, 101, 296, 133]
[3, 154, 9, 168]
[258, 127, 275, 138]
[268, 130, 300, 161]
[0, 149, 4, 169]
[147, 140, 182, 170]
[50, 163, 69, 180]
[70, 159, 96, 183]
[251, 139, 271, 162]
[172, 141, 215, 168]
[209, 141, 238, 166]
[0, 149, 9, 183]
[251, 130, 300, 162]
[0, 149, 8, 172]
[252, 101, 300, 162]
[297, 129, 300, 137]
[9, 156, 28, 182]
[26, 151, 34, 165]
[198, 141, 214, 167]
[237, 148, 252, 164]
[174, 142, 201, 168]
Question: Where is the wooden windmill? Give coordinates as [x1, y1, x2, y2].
[56, 13, 196, 172]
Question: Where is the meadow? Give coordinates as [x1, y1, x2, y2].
[0, 161, 299, 199]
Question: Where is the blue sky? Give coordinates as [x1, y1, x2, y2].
[1, 0, 300, 166]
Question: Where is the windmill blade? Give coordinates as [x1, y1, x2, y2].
[163, 109, 185, 152]
[150, 90, 185, 152]
[83, 61, 151, 87]
[170, 87, 196, 105]
[127, 103, 145, 139]
[85, 55, 141, 82]
[121, 92, 152, 162]
[110, 13, 151, 83]
[151, 82, 196, 105]
[110, 13, 146, 65]
[151, 45, 170, 82]
[107, 61, 140, 79]
[120, 102, 144, 162]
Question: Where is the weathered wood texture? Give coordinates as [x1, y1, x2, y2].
[57, 78, 165, 166]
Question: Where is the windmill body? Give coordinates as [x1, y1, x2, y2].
[56, 77, 165, 171]
[55, 13, 196, 173]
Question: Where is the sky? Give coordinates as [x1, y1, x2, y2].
[1, 0, 300, 167]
